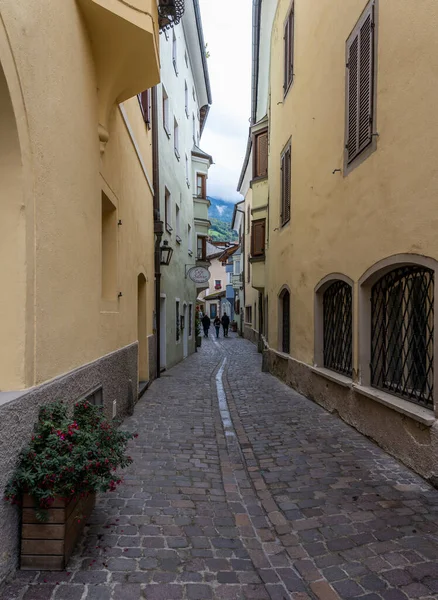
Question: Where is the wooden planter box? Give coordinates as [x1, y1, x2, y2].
[21, 493, 96, 570]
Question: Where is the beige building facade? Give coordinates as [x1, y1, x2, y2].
[0, 0, 164, 580]
[241, 0, 438, 481]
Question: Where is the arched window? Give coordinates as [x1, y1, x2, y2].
[371, 266, 434, 408]
[279, 288, 290, 354]
[323, 281, 352, 376]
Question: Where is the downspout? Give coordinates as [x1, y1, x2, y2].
[152, 86, 163, 379]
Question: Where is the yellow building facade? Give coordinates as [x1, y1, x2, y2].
[0, 0, 162, 579]
[243, 0, 438, 481]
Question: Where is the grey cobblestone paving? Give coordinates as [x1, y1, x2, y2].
[1, 334, 438, 599]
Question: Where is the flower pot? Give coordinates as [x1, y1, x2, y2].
[20, 492, 96, 570]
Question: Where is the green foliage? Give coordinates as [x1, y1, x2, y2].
[4, 400, 136, 515]
[209, 218, 238, 243]
[195, 309, 202, 337]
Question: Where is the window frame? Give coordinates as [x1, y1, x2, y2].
[188, 223, 193, 255]
[197, 236, 207, 261]
[278, 286, 291, 354]
[172, 30, 178, 75]
[196, 173, 206, 198]
[162, 87, 170, 137]
[184, 81, 189, 118]
[164, 187, 172, 233]
[175, 203, 181, 243]
[174, 117, 180, 159]
[344, 0, 378, 175]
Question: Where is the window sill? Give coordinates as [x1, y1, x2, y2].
[173, 60, 178, 76]
[188, 250, 193, 256]
[175, 148, 180, 160]
[249, 255, 265, 263]
[165, 223, 173, 234]
[310, 365, 352, 389]
[185, 108, 189, 118]
[186, 179, 190, 189]
[250, 175, 268, 187]
[352, 384, 436, 427]
[164, 125, 171, 139]
[283, 77, 294, 100]
[176, 235, 182, 244]
[271, 348, 290, 360]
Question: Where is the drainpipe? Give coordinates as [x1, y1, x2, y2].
[152, 86, 163, 379]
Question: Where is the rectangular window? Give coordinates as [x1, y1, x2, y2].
[253, 129, 268, 179]
[184, 81, 189, 117]
[83, 386, 103, 408]
[251, 219, 266, 258]
[247, 206, 250, 234]
[174, 118, 179, 158]
[346, 0, 376, 166]
[284, 3, 294, 95]
[234, 260, 241, 275]
[175, 203, 181, 242]
[185, 154, 190, 187]
[176, 300, 180, 342]
[165, 188, 172, 232]
[138, 90, 151, 128]
[281, 143, 291, 226]
[245, 306, 252, 325]
[172, 30, 178, 74]
[196, 174, 206, 198]
[215, 280, 222, 290]
[162, 87, 170, 135]
[197, 236, 206, 261]
[188, 223, 193, 255]
[323, 281, 353, 376]
[247, 256, 251, 283]
[188, 303, 193, 337]
[185, 50, 189, 68]
[101, 192, 117, 300]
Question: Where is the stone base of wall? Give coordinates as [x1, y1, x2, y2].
[148, 334, 157, 382]
[244, 325, 258, 346]
[263, 348, 438, 485]
[0, 343, 138, 584]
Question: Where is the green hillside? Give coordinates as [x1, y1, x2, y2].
[209, 218, 238, 242]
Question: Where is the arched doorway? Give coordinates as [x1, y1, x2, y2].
[137, 274, 148, 383]
[0, 60, 26, 389]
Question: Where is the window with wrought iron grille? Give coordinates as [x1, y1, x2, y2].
[371, 266, 434, 409]
[323, 281, 353, 376]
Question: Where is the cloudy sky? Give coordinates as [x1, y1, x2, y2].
[198, 0, 252, 203]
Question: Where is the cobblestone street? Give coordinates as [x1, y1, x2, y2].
[2, 334, 438, 600]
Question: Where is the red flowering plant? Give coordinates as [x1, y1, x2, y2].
[4, 400, 136, 520]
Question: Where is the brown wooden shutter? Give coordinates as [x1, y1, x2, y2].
[346, 1, 374, 163]
[255, 130, 268, 178]
[284, 6, 294, 92]
[251, 219, 266, 257]
[139, 90, 151, 126]
[281, 146, 291, 225]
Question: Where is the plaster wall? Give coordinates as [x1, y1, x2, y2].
[243, 188, 260, 334]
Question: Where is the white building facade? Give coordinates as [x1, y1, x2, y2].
[156, 0, 212, 370]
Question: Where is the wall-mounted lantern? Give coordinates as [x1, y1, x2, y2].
[160, 240, 174, 266]
[158, 0, 185, 31]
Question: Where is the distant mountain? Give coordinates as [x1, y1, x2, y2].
[208, 197, 239, 242]
[208, 197, 236, 222]
[209, 218, 238, 243]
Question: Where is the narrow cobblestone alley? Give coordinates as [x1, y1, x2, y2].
[3, 335, 438, 600]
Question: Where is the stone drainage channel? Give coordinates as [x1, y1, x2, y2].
[213, 351, 341, 600]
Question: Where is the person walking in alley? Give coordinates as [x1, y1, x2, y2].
[214, 316, 221, 338]
[201, 314, 211, 338]
[221, 313, 230, 337]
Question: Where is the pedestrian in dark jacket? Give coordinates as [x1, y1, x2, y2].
[214, 316, 221, 338]
[201, 314, 211, 338]
[221, 313, 230, 337]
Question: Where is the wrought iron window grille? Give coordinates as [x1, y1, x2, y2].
[371, 266, 434, 409]
[323, 281, 353, 376]
[159, 0, 185, 32]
